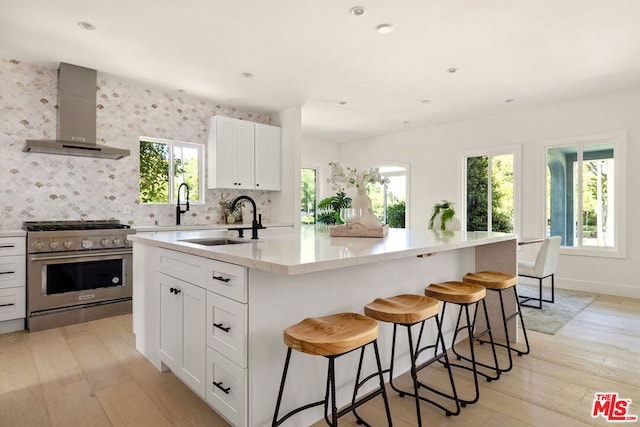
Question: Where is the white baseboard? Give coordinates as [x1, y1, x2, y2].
[556, 277, 640, 299]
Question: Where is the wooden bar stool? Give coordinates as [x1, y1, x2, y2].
[364, 294, 460, 426]
[463, 271, 531, 373]
[424, 281, 500, 406]
[272, 312, 393, 427]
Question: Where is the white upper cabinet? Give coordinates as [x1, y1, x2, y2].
[207, 116, 281, 191]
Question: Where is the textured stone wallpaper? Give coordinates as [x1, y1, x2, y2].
[0, 58, 274, 229]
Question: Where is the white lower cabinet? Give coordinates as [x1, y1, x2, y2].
[0, 237, 26, 325]
[158, 271, 206, 398]
[155, 249, 248, 426]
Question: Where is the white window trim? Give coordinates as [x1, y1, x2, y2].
[140, 136, 205, 205]
[541, 130, 627, 259]
[460, 145, 522, 235]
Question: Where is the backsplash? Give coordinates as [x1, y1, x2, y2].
[0, 58, 274, 229]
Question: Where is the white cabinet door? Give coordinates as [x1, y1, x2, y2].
[159, 273, 179, 370]
[180, 281, 207, 397]
[210, 116, 236, 189]
[207, 347, 247, 427]
[234, 120, 255, 189]
[254, 123, 281, 191]
[159, 272, 207, 398]
[207, 291, 248, 367]
[207, 116, 255, 189]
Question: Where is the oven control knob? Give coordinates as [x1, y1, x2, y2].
[81, 239, 93, 249]
[100, 239, 110, 246]
[49, 241, 60, 250]
[112, 238, 122, 246]
[63, 241, 74, 249]
[33, 241, 45, 251]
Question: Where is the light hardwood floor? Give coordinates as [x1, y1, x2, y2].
[1, 294, 638, 426]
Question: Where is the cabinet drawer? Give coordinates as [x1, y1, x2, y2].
[207, 347, 247, 427]
[207, 292, 247, 367]
[0, 237, 25, 257]
[158, 248, 206, 287]
[207, 259, 247, 303]
[0, 286, 26, 322]
[0, 255, 26, 290]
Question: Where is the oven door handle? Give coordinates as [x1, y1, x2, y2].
[29, 250, 132, 262]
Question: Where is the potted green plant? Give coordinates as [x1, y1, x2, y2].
[219, 195, 245, 224]
[429, 200, 456, 231]
[316, 191, 352, 225]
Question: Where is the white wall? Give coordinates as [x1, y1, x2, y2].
[339, 88, 640, 299]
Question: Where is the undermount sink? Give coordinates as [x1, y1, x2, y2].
[179, 238, 250, 246]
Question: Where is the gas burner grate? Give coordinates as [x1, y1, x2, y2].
[24, 220, 130, 232]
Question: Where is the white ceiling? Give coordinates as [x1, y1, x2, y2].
[2, 1, 640, 143]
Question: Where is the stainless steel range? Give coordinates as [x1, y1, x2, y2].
[23, 220, 135, 332]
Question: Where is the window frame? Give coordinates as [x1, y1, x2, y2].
[461, 145, 521, 235]
[139, 136, 205, 205]
[542, 131, 627, 258]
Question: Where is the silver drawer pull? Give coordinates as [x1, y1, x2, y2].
[212, 275, 231, 283]
[0, 303, 15, 307]
[213, 322, 231, 333]
[213, 381, 231, 394]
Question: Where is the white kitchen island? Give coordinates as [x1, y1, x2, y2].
[128, 225, 517, 427]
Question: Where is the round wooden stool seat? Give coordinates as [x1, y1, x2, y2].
[283, 313, 379, 357]
[425, 281, 486, 304]
[463, 271, 517, 289]
[365, 294, 440, 325]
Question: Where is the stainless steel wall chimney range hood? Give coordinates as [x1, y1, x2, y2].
[23, 63, 130, 160]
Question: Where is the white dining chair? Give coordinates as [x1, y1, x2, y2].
[517, 236, 561, 309]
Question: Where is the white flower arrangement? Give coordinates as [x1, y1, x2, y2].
[328, 162, 389, 191]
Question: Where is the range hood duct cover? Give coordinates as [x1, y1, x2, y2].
[23, 62, 130, 160]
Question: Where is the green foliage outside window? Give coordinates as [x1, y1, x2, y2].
[140, 141, 169, 203]
[140, 139, 202, 204]
[466, 155, 514, 233]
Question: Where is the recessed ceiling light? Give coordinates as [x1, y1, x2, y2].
[338, 101, 347, 105]
[77, 21, 96, 31]
[446, 67, 458, 73]
[376, 24, 394, 34]
[420, 99, 430, 104]
[240, 72, 254, 78]
[505, 98, 515, 103]
[403, 120, 411, 124]
[350, 6, 366, 16]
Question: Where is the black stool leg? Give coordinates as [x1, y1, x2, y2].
[351, 341, 393, 427]
[273, 348, 293, 427]
[447, 300, 500, 405]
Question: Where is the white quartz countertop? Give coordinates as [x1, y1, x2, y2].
[128, 225, 516, 276]
[0, 229, 26, 237]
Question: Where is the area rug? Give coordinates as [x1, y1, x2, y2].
[518, 285, 598, 334]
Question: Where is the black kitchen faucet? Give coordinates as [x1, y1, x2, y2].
[176, 183, 190, 225]
[229, 195, 265, 239]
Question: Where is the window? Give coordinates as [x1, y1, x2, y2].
[301, 168, 317, 224]
[139, 137, 204, 204]
[545, 132, 626, 255]
[368, 165, 407, 228]
[465, 149, 518, 233]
